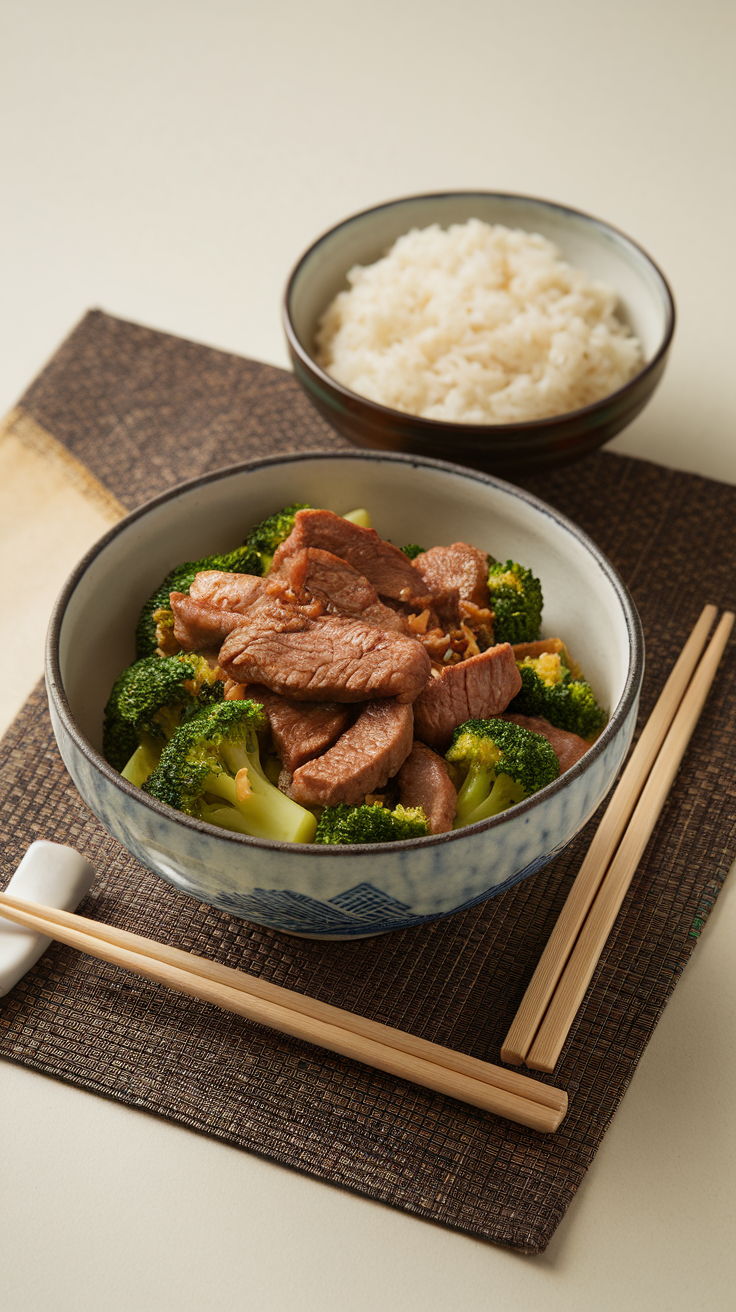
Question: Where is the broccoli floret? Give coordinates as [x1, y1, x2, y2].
[446, 717, 560, 828]
[401, 544, 425, 560]
[509, 655, 608, 741]
[486, 559, 543, 645]
[143, 700, 317, 843]
[244, 502, 309, 574]
[103, 653, 225, 783]
[135, 543, 261, 659]
[314, 802, 429, 844]
[134, 504, 308, 658]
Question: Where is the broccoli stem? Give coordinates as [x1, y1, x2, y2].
[202, 757, 317, 844]
[199, 802, 253, 835]
[342, 508, 372, 528]
[456, 773, 527, 828]
[121, 739, 164, 787]
[455, 765, 497, 825]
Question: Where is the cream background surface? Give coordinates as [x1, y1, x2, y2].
[1, 2, 735, 1308]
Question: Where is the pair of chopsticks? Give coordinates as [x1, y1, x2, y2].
[502, 603, 734, 1074]
[0, 891, 567, 1133]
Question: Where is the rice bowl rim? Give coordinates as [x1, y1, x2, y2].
[283, 190, 676, 436]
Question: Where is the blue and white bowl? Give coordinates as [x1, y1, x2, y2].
[46, 451, 643, 938]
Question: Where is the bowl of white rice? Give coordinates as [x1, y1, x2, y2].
[283, 193, 675, 473]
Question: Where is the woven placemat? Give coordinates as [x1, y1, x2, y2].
[2, 311, 735, 1253]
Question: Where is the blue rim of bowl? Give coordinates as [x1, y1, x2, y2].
[283, 190, 676, 438]
[46, 448, 645, 856]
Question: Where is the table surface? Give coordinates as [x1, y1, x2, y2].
[1, 3, 735, 1308]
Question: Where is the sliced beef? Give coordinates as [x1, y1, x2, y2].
[169, 593, 245, 651]
[289, 701, 414, 807]
[278, 547, 373, 609]
[272, 508, 436, 609]
[413, 643, 522, 752]
[189, 571, 267, 613]
[414, 543, 490, 609]
[500, 713, 590, 774]
[278, 548, 406, 632]
[244, 683, 352, 773]
[217, 597, 431, 703]
[396, 742, 457, 834]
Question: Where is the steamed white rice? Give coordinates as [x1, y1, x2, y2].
[315, 219, 643, 424]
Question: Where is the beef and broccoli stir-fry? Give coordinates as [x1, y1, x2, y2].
[103, 503, 607, 844]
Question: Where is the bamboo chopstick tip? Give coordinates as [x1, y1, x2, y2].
[525, 1055, 558, 1075]
[499, 1045, 525, 1066]
[551, 1095, 568, 1129]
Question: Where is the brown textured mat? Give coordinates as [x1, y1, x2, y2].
[2, 310, 735, 1253]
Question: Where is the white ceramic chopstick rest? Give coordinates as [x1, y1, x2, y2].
[0, 841, 96, 997]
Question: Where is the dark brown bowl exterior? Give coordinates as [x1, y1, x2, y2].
[283, 192, 675, 475]
[287, 339, 671, 475]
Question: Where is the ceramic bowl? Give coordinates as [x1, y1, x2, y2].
[283, 192, 675, 474]
[46, 451, 643, 938]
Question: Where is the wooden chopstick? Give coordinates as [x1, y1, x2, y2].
[524, 608, 734, 1073]
[0, 891, 564, 1112]
[501, 603, 719, 1066]
[0, 894, 567, 1132]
